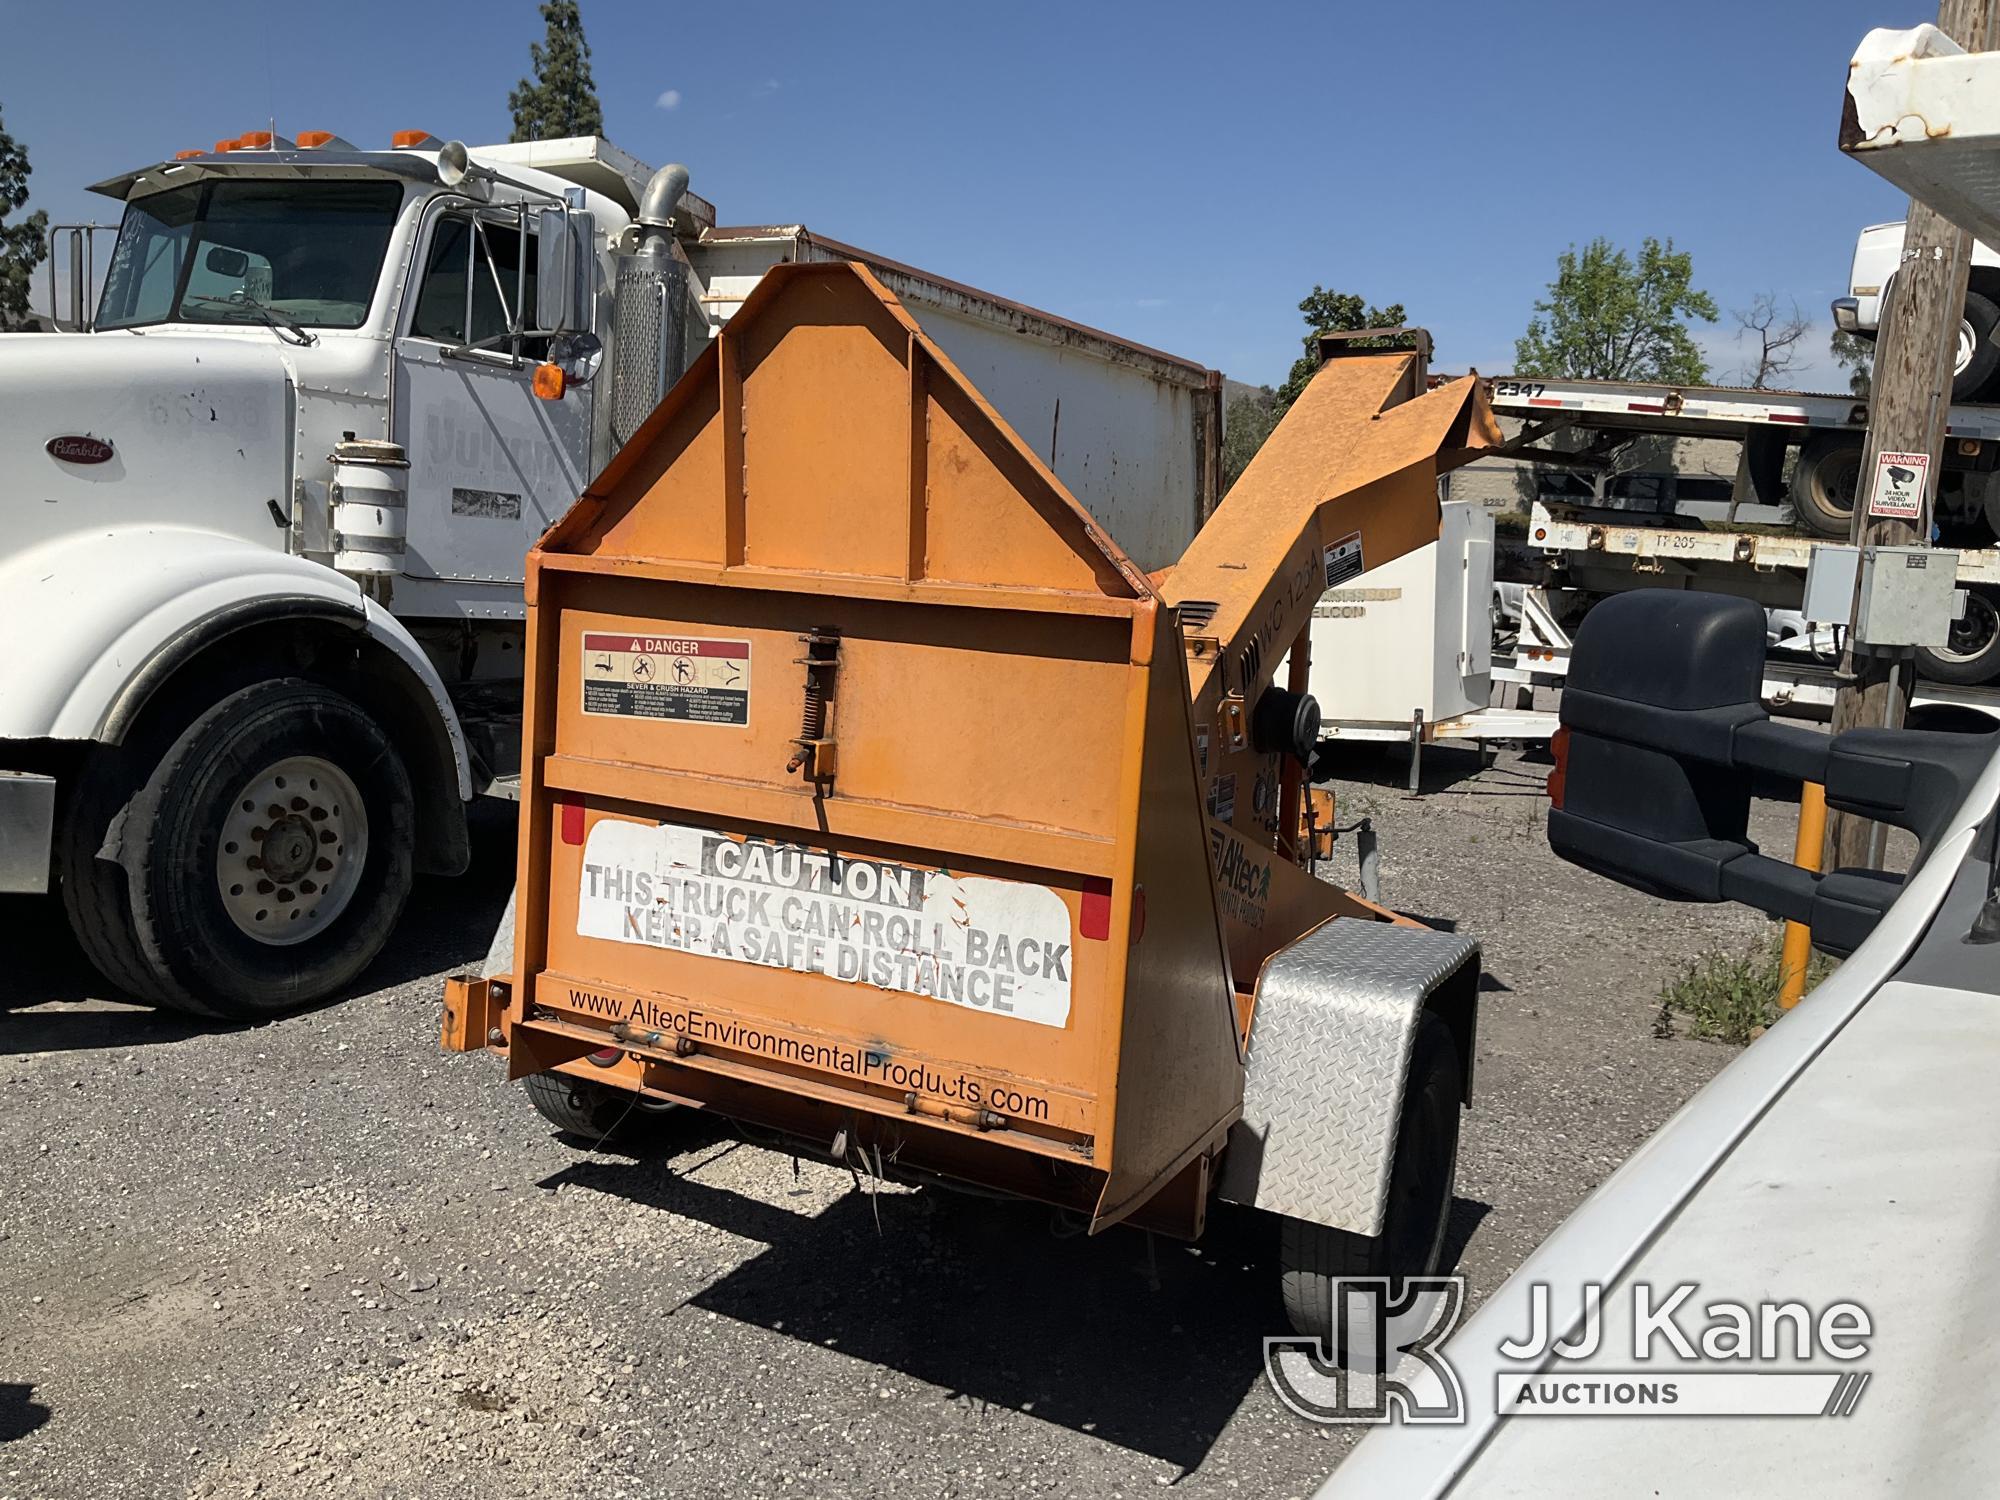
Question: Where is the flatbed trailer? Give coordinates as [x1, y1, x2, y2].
[1526, 500, 2000, 604]
[1480, 372, 2000, 539]
[1523, 500, 2000, 686]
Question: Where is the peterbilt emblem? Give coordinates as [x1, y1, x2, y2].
[46, 435, 115, 465]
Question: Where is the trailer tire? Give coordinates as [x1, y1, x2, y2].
[56, 745, 168, 1005]
[1953, 291, 2000, 404]
[1918, 587, 2000, 686]
[1790, 433, 1863, 539]
[123, 678, 415, 1019]
[1279, 1011, 1463, 1349]
[524, 1071, 649, 1142]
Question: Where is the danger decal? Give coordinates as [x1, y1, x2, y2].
[1323, 531, 1365, 589]
[577, 820, 1073, 1028]
[581, 633, 750, 725]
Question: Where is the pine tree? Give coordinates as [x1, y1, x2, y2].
[0, 106, 49, 329]
[508, 1, 605, 144]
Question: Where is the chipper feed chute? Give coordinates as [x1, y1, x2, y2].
[446, 261, 1497, 1303]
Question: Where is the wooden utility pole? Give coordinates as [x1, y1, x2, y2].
[1827, 0, 1998, 871]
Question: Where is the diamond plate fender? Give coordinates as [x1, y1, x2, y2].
[1214, 916, 1478, 1236]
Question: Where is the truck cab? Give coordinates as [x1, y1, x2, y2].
[0, 131, 685, 1017]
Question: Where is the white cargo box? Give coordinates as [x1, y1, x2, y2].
[1307, 502, 1495, 731]
[687, 226, 1220, 572]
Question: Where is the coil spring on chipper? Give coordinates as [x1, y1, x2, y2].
[786, 627, 842, 781]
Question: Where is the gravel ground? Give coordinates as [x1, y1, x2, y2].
[0, 754, 1803, 1499]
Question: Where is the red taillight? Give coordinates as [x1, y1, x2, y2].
[587, 1046, 621, 1067]
[1547, 726, 1570, 809]
[1079, 877, 1113, 941]
[1078, 878, 1144, 942]
[558, 796, 585, 845]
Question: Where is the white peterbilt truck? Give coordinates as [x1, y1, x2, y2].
[0, 130, 1222, 1018]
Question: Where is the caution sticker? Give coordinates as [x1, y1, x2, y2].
[1867, 451, 1929, 521]
[1324, 530, 1365, 589]
[576, 820, 1074, 1028]
[581, 633, 750, 725]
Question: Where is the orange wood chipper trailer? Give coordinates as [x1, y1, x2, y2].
[443, 261, 1499, 1341]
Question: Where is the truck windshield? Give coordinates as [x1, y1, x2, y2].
[96, 178, 404, 332]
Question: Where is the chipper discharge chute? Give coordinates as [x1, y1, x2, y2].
[444, 262, 1500, 1340]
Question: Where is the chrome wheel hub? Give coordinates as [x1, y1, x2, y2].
[215, 756, 368, 945]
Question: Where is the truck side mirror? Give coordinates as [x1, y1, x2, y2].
[1549, 591, 1997, 956]
[535, 207, 577, 333]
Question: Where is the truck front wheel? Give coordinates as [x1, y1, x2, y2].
[120, 678, 416, 1019]
[1278, 1011, 1463, 1349]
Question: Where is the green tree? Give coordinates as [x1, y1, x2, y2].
[1222, 386, 1277, 490]
[509, 1, 605, 144]
[1274, 286, 1412, 415]
[1830, 328, 1873, 397]
[1514, 237, 1717, 384]
[0, 106, 49, 329]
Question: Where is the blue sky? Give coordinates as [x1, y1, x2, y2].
[1, 0, 1921, 389]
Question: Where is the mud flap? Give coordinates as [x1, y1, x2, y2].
[1215, 917, 1478, 1236]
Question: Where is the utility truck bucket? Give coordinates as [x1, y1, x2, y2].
[454, 260, 1496, 1256]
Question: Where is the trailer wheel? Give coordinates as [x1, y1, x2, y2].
[1952, 291, 2000, 404]
[1279, 1011, 1463, 1348]
[1919, 587, 2000, 686]
[1790, 434, 1863, 538]
[122, 678, 415, 1019]
[524, 1071, 655, 1142]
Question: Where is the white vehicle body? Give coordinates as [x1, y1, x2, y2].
[1836, 217, 2000, 336]
[1320, 737, 2000, 1497]
[0, 130, 1219, 1014]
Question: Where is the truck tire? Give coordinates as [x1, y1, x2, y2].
[56, 744, 167, 1005]
[122, 678, 415, 1019]
[1918, 587, 2000, 686]
[1279, 1011, 1463, 1348]
[1952, 290, 2000, 404]
[524, 1071, 646, 1142]
[1790, 433, 1863, 538]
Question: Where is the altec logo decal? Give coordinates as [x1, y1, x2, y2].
[46, 435, 115, 465]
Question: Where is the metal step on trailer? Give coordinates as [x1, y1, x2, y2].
[1320, 706, 1559, 746]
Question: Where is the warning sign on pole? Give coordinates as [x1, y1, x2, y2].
[1866, 451, 1930, 521]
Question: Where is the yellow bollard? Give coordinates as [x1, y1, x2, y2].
[1779, 782, 1828, 1009]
